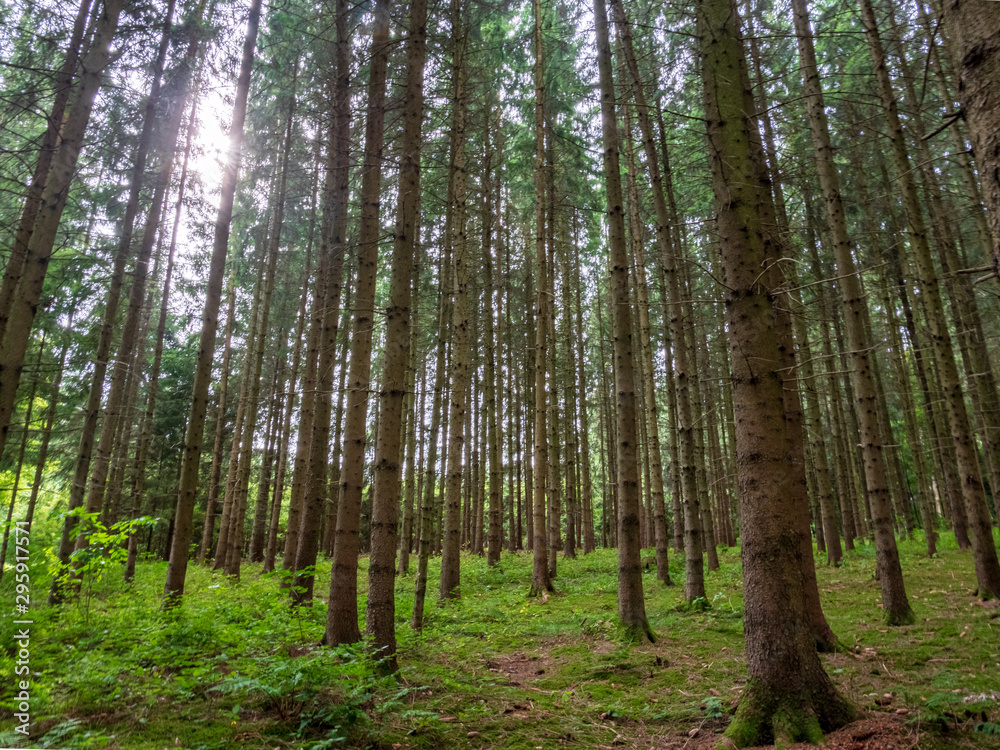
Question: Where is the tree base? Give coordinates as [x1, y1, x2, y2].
[884, 606, 916, 626]
[680, 597, 711, 613]
[618, 618, 656, 644]
[721, 678, 854, 749]
[528, 581, 554, 597]
[814, 631, 849, 654]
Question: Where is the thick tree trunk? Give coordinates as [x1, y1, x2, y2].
[699, 0, 855, 743]
[938, 0, 1000, 276]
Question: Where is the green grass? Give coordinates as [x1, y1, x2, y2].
[2, 533, 1000, 749]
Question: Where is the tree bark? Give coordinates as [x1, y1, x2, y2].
[324, 0, 392, 644]
[163, 0, 262, 605]
[860, 0, 1000, 599]
[530, 0, 553, 598]
[594, 0, 653, 642]
[0, 0, 93, 346]
[938, 0, 1000, 276]
[439, 0, 470, 601]
[792, 0, 912, 623]
[366, 0, 427, 670]
[698, 0, 855, 743]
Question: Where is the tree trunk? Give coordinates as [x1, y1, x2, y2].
[614, 0, 702, 598]
[439, 0, 469, 601]
[294, 26, 349, 600]
[249, 358, 284, 562]
[860, 0, 1000, 599]
[412, 265, 449, 628]
[0, 335, 43, 582]
[324, 0, 392, 644]
[0, 0, 93, 345]
[792, 0, 912, 624]
[397, 271, 422, 574]
[616, 76, 670, 583]
[75, 0, 197, 562]
[594, 0, 653, 642]
[366, 0, 427, 670]
[33, 0, 132, 603]
[163, 0, 262, 605]
[938, 0, 1000, 276]
[699, 0, 855, 743]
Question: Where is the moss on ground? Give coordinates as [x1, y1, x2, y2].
[1, 533, 999, 748]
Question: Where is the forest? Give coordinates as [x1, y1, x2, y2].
[0, 0, 999, 745]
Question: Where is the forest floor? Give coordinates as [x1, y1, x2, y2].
[2, 534, 1000, 749]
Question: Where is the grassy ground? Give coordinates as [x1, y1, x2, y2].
[2, 533, 999, 749]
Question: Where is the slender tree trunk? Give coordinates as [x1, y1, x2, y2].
[200, 268, 236, 564]
[412, 270, 448, 628]
[25, 337, 69, 532]
[163, 0, 262, 605]
[618, 90, 670, 583]
[324, 0, 392, 644]
[594, 0, 652, 641]
[439, 0, 469, 600]
[483, 112, 503, 568]
[132, 109, 196, 576]
[530, 0, 552, 597]
[560, 241, 577, 561]
[545, 199, 561, 582]
[614, 0, 701, 599]
[37, 0, 139, 602]
[573, 240, 596, 554]
[75, 0, 198, 562]
[294, 28, 351, 599]
[249, 358, 284, 562]
[0, 0, 93, 345]
[214, 254, 266, 570]
[0, 336, 43, 582]
[792, 0, 912, 623]
[397, 272, 421, 574]
[860, 0, 1000, 598]
[366, 0, 427, 669]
